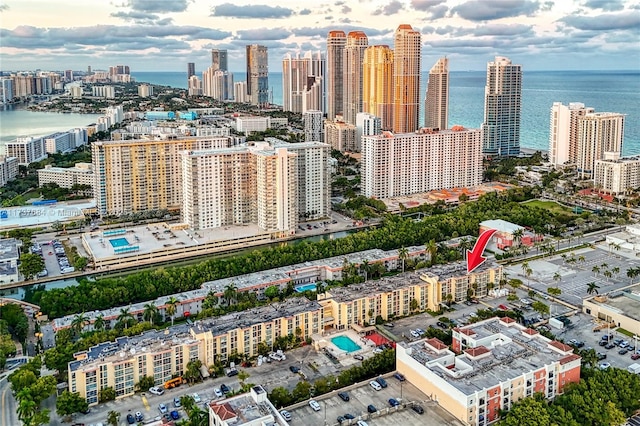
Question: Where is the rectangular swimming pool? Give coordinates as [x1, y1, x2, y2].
[331, 335, 361, 353]
[109, 237, 130, 248]
[295, 283, 317, 293]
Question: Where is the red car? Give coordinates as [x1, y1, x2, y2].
[631, 353, 640, 360]
[498, 304, 509, 311]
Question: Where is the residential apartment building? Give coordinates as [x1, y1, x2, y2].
[181, 145, 297, 236]
[326, 30, 347, 121]
[137, 84, 153, 98]
[203, 68, 233, 101]
[188, 75, 202, 96]
[44, 130, 85, 154]
[38, 163, 94, 190]
[265, 138, 331, 221]
[0, 239, 21, 284]
[361, 127, 483, 199]
[304, 110, 324, 142]
[392, 25, 421, 133]
[548, 102, 594, 166]
[576, 112, 625, 179]
[343, 31, 368, 125]
[0, 156, 18, 187]
[282, 51, 325, 114]
[594, 155, 640, 194]
[68, 298, 322, 405]
[209, 386, 290, 426]
[187, 62, 195, 79]
[397, 317, 581, 425]
[0, 78, 14, 104]
[5, 136, 47, 165]
[481, 56, 522, 157]
[425, 57, 449, 130]
[234, 81, 248, 103]
[92, 85, 115, 99]
[319, 261, 501, 330]
[324, 118, 357, 152]
[246, 45, 269, 107]
[211, 49, 228, 72]
[92, 136, 233, 216]
[356, 113, 381, 153]
[362, 45, 394, 131]
[235, 116, 272, 134]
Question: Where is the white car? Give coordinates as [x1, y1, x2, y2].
[599, 362, 611, 370]
[158, 403, 168, 414]
[192, 393, 201, 403]
[369, 380, 382, 391]
[309, 400, 321, 411]
[410, 330, 420, 338]
[280, 410, 292, 421]
[214, 388, 223, 398]
[149, 386, 165, 395]
[357, 421, 369, 426]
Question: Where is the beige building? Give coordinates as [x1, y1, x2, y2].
[5, 136, 47, 165]
[326, 30, 347, 121]
[92, 136, 232, 216]
[361, 127, 483, 199]
[397, 317, 581, 425]
[576, 112, 625, 179]
[209, 386, 289, 426]
[0, 156, 18, 187]
[548, 102, 594, 166]
[282, 51, 325, 114]
[362, 45, 394, 131]
[593, 155, 640, 194]
[38, 163, 94, 190]
[343, 31, 368, 125]
[583, 284, 640, 334]
[425, 57, 449, 130]
[246, 44, 269, 107]
[324, 117, 357, 152]
[68, 298, 322, 405]
[392, 24, 421, 133]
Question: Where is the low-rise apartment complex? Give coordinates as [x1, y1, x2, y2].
[68, 298, 322, 405]
[0, 156, 18, 187]
[397, 317, 581, 425]
[594, 155, 640, 194]
[38, 163, 94, 190]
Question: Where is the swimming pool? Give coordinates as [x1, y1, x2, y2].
[295, 283, 317, 293]
[331, 335, 361, 353]
[109, 237, 130, 248]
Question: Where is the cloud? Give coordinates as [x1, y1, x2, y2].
[373, 0, 404, 16]
[299, 8, 312, 15]
[127, 0, 191, 13]
[410, 0, 446, 10]
[110, 10, 165, 24]
[0, 4, 9, 11]
[582, 0, 625, 11]
[236, 28, 292, 40]
[560, 11, 640, 30]
[472, 23, 534, 36]
[451, 0, 542, 21]
[211, 3, 293, 19]
[429, 5, 449, 19]
[342, 5, 352, 13]
[293, 25, 390, 38]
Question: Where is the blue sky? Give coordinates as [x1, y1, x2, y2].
[1, 0, 639, 72]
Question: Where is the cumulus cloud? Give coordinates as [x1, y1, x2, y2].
[110, 10, 169, 25]
[127, 0, 191, 13]
[293, 25, 390, 38]
[299, 8, 312, 15]
[582, 0, 625, 11]
[373, 0, 404, 16]
[410, 0, 446, 11]
[451, 0, 542, 21]
[560, 11, 640, 30]
[211, 3, 293, 19]
[0, 4, 9, 11]
[236, 28, 292, 40]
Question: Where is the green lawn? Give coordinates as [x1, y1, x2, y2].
[522, 199, 575, 215]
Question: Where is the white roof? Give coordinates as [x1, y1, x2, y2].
[480, 219, 524, 234]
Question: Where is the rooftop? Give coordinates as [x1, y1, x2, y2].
[480, 219, 524, 234]
[209, 385, 286, 425]
[587, 285, 640, 323]
[420, 260, 500, 281]
[69, 297, 321, 372]
[0, 238, 20, 262]
[402, 317, 577, 396]
[0, 200, 93, 230]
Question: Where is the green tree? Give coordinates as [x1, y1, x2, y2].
[291, 381, 312, 402]
[116, 307, 134, 329]
[398, 246, 409, 273]
[547, 287, 562, 297]
[93, 314, 105, 331]
[268, 387, 293, 408]
[143, 302, 158, 325]
[55, 391, 89, 418]
[165, 296, 179, 325]
[184, 359, 203, 384]
[498, 393, 551, 426]
[18, 253, 45, 281]
[106, 410, 120, 426]
[531, 301, 549, 317]
[264, 285, 280, 300]
[73, 256, 88, 271]
[99, 387, 116, 403]
[70, 312, 88, 336]
[136, 375, 155, 392]
[586, 282, 600, 295]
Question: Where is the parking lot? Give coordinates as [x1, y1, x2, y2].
[286, 376, 461, 426]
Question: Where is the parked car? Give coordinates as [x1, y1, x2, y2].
[375, 376, 388, 388]
[411, 404, 425, 414]
[214, 388, 223, 398]
[599, 340, 608, 346]
[353, 354, 364, 361]
[367, 404, 377, 413]
[280, 410, 292, 421]
[436, 321, 448, 329]
[388, 398, 400, 407]
[410, 330, 421, 338]
[357, 421, 369, 426]
[599, 362, 611, 370]
[192, 393, 201, 403]
[134, 411, 143, 422]
[338, 392, 350, 401]
[631, 353, 640, 360]
[126, 414, 135, 424]
[384, 323, 395, 327]
[289, 366, 300, 373]
[597, 353, 607, 360]
[220, 384, 230, 394]
[149, 386, 164, 395]
[174, 397, 182, 407]
[170, 410, 180, 420]
[619, 349, 629, 355]
[605, 343, 616, 349]
[344, 413, 356, 420]
[158, 404, 168, 414]
[369, 380, 382, 391]
[309, 400, 321, 411]
[393, 372, 406, 381]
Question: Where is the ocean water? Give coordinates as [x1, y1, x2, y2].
[1, 70, 637, 156]
[131, 70, 639, 156]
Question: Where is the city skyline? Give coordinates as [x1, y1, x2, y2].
[1, 0, 639, 72]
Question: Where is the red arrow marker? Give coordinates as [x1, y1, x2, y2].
[467, 228, 498, 274]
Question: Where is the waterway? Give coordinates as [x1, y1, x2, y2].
[0, 229, 355, 301]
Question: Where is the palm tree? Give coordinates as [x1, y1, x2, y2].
[512, 228, 524, 247]
[360, 259, 370, 282]
[426, 239, 437, 266]
[70, 312, 88, 336]
[315, 281, 326, 297]
[578, 255, 586, 268]
[106, 410, 120, 426]
[117, 307, 134, 330]
[521, 262, 529, 277]
[165, 296, 179, 326]
[93, 314, 105, 331]
[553, 272, 561, 286]
[586, 282, 600, 295]
[592, 265, 600, 277]
[627, 267, 640, 284]
[143, 303, 158, 325]
[459, 237, 472, 261]
[223, 283, 238, 306]
[398, 246, 409, 273]
[603, 270, 612, 282]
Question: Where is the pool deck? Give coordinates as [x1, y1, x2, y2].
[317, 329, 376, 362]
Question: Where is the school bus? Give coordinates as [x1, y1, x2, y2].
[164, 377, 184, 389]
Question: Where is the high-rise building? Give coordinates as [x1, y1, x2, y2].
[549, 102, 595, 166]
[324, 118, 356, 152]
[392, 25, 421, 133]
[363, 45, 394, 131]
[425, 57, 449, 130]
[576, 112, 625, 179]
[356, 113, 381, 152]
[304, 110, 324, 142]
[246, 45, 269, 107]
[5, 137, 47, 165]
[211, 49, 228, 71]
[92, 137, 233, 216]
[0, 78, 14, 103]
[0, 156, 19, 187]
[361, 127, 483, 199]
[594, 155, 640, 195]
[203, 67, 233, 101]
[64, 70, 73, 81]
[481, 56, 522, 157]
[138, 84, 153, 98]
[187, 62, 195, 79]
[234, 81, 248, 103]
[282, 51, 325, 114]
[343, 31, 368, 125]
[326, 30, 347, 121]
[188, 75, 202, 96]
